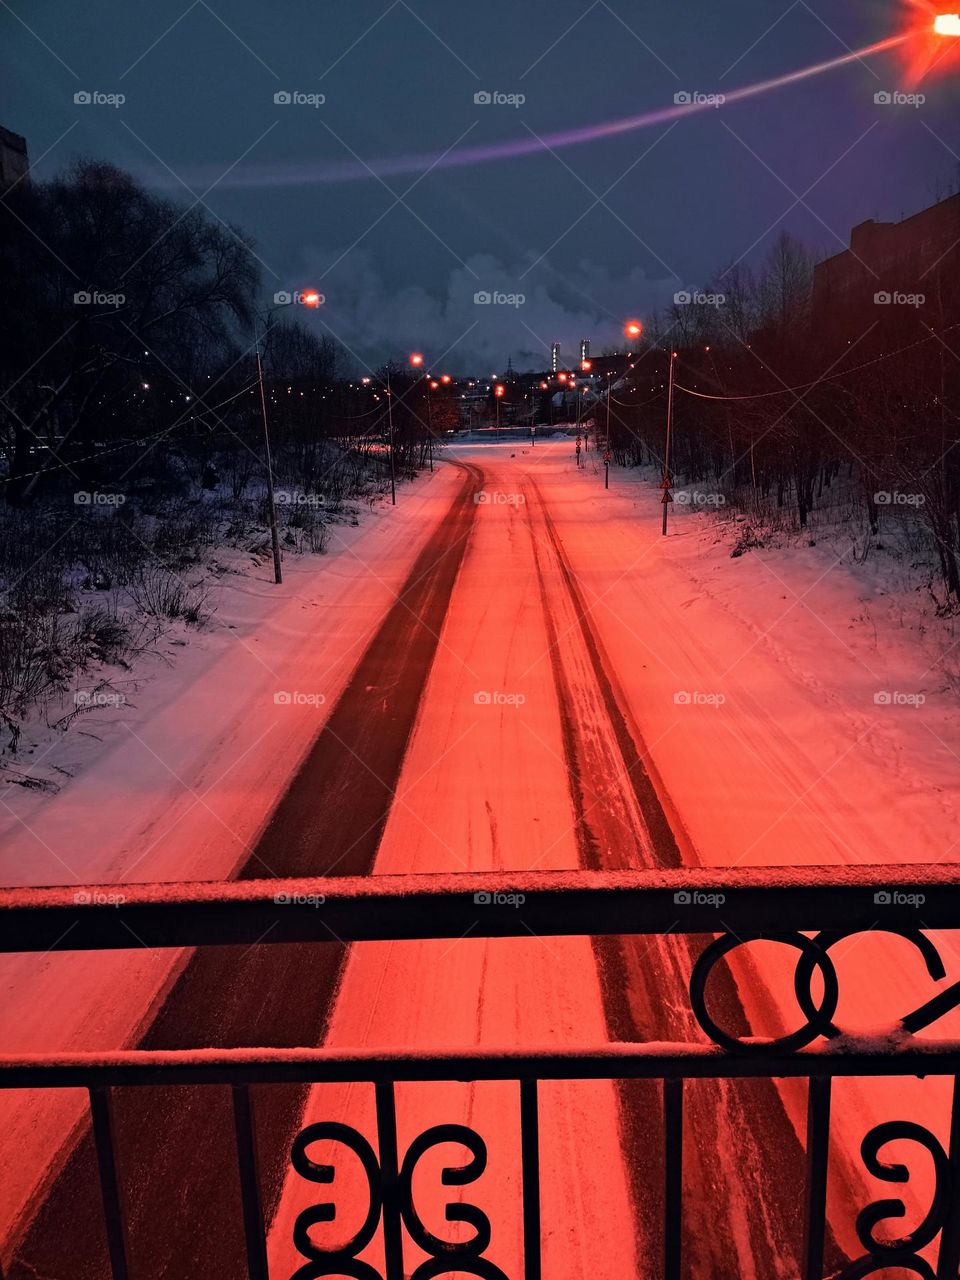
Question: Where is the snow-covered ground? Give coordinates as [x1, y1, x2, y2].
[4, 441, 960, 1271]
[0, 464, 463, 1240]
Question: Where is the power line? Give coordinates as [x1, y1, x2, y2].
[672, 323, 960, 403]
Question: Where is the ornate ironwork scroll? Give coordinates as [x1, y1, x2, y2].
[290, 1122, 383, 1280]
[289, 1117, 509, 1279]
[689, 927, 960, 1054]
[837, 1121, 953, 1278]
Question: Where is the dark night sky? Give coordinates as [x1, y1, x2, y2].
[3, 0, 960, 373]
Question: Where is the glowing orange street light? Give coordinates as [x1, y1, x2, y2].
[557, 371, 568, 383]
[440, 373, 452, 384]
[934, 13, 960, 35]
[430, 380, 439, 390]
[581, 359, 593, 372]
[495, 384, 505, 397]
[410, 352, 424, 367]
[624, 320, 643, 340]
[301, 290, 322, 308]
[539, 381, 549, 390]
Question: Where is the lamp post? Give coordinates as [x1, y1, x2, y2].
[254, 288, 322, 584]
[495, 383, 505, 438]
[385, 370, 397, 505]
[661, 351, 677, 537]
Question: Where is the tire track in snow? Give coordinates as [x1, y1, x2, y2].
[6, 463, 484, 1280]
[524, 475, 844, 1280]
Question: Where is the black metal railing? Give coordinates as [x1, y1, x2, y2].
[3, 865, 960, 1279]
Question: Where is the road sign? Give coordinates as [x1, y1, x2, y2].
[659, 474, 673, 489]
[603, 451, 611, 463]
[662, 490, 673, 504]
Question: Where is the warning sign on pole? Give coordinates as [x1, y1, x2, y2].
[659, 474, 672, 490]
[661, 490, 673, 504]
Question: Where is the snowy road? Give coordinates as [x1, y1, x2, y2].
[5, 442, 960, 1277]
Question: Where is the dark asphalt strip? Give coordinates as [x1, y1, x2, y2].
[6, 465, 481, 1280]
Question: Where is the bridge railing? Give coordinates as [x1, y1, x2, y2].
[3, 865, 960, 1280]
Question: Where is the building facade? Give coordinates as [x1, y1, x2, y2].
[813, 193, 960, 352]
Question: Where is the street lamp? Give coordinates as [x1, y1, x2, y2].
[934, 14, 960, 35]
[495, 383, 505, 438]
[661, 352, 678, 537]
[254, 289, 322, 584]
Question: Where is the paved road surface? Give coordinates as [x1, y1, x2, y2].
[8, 449, 847, 1278]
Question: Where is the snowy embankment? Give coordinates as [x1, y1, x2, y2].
[0, 465, 461, 1243]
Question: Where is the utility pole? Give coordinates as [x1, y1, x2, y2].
[386, 369, 397, 505]
[255, 331, 283, 585]
[605, 373, 613, 484]
[661, 352, 676, 536]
